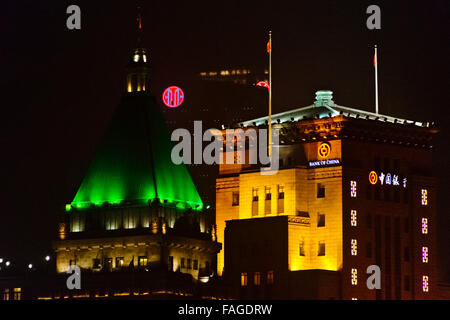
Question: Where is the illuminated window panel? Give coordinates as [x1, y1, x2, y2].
[254, 272, 261, 286]
[350, 181, 357, 198]
[421, 189, 428, 206]
[421, 218, 428, 234]
[351, 239, 358, 256]
[241, 273, 248, 287]
[267, 271, 274, 285]
[422, 247, 429, 263]
[350, 210, 357, 227]
[422, 275, 429, 292]
[351, 298, 358, 300]
[351, 268, 358, 285]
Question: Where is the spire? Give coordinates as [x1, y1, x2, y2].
[126, 6, 150, 93]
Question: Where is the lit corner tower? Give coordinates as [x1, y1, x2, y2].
[126, 12, 150, 93]
[54, 12, 220, 293]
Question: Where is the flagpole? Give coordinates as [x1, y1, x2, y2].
[374, 44, 378, 114]
[268, 31, 272, 157]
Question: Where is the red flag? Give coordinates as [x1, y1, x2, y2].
[374, 51, 377, 67]
[267, 40, 271, 53]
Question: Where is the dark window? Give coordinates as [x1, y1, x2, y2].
[404, 275, 410, 291]
[404, 218, 409, 233]
[367, 213, 373, 228]
[317, 183, 325, 198]
[193, 260, 198, 270]
[366, 185, 372, 200]
[383, 188, 391, 202]
[278, 186, 285, 199]
[374, 157, 381, 170]
[93, 258, 101, 269]
[318, 241, 326, 256]
[375, 186, 381, 200]
[168, 256, 174, 271]
[187, 259, 191, 269]
[384, 158, 390, 172]
[181, 258, 185, 268]
[394, 189, 400, 202]
[103, 258, 112, 271]
[252, 188, 258, 201]
[394, 159, 400, 172]
[317, 214, 326, 227]
[403, 189, 408, 204]
[404, 247, 410, 262]
[232, 192, 239, 206]
[299, 241, 305, 256]
[366, 242, 373, 258]
[115, 257, 124, 268]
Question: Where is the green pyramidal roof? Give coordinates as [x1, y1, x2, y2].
[68, 94, 203, 211]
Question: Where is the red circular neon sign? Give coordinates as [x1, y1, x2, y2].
[162, 86, 184, 108]
[256, 81, 270, 91]
[369, 171, 378, 185]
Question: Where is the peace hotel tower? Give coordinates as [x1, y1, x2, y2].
[216, 91, 439, 299]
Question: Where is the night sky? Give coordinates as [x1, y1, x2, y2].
[1, 1, 449, 278]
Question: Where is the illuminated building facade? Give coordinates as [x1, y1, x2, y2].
[217, 90, 439, 299]
[53, 37, 220, 294]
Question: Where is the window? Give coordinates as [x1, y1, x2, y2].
[421, 189, 428, 206]
[367, 213, 372, 228]
[252, 188, 259, 201]
[232, 192, 239, 206]
[168, 256, 174, 271]
[181, 258, 185, 268]
[421, 218, 428, 234]
[317, 213, 325, 227]
[422, 275, 429, 292]
[351, 269, 358, 285]
[317, 183, 325, 198]
[193, 260, 198, 270]
[103, 258, 112, 270]
[187, 258, 192, 269]
[278, 185, 285, 214]
[422, 247, 429, 263]
[13, 288, 21, 301]
[351, 210, 357, 227]
[404, 275, 410, 291]
[350, 181, 357, 198]
[138, 256, 148, 267]
[267, 271, 274, 285]
[252, 188, 258, 217]
[299, 241, 305, 256]
[241, 273, 248, 286]
[404, 218, 409, 233]
[3, 288, 10, 301]
[278, 185, 285, 199]
[366, 184, 372, 200]
[404, 247, 410, 262]
[351, 239, 357, 256]
[318, 241, 326, 256]
[254, 272, 261, 286]
[115, 257, 124, 268]
[366, 242, 372, 258]
[265, 187, 271, 215]
[93, 258, 101, 269]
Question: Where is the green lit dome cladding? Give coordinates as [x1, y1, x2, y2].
[71, 94, 202, 210]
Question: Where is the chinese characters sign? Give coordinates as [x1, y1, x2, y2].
[368, 171, 407, 188]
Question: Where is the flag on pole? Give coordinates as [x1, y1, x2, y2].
[374, 48, 377, 67]
[267, 39, 271, 53]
